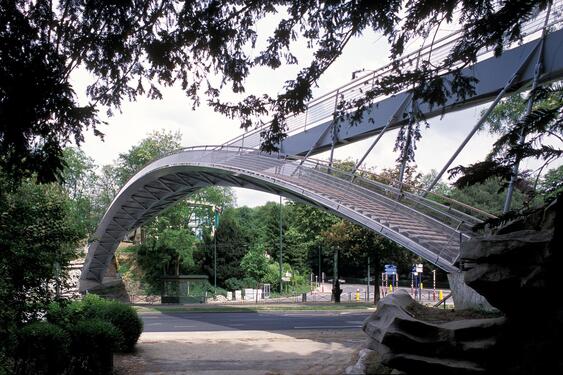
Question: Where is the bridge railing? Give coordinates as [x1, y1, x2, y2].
[139, 145, 491, 235]
[111, 145, 489, 268]
[284, 155, 493, 228]
[223, 1, 563, 151]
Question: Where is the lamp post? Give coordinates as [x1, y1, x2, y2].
[279, 195, 283, 293]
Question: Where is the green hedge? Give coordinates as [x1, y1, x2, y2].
[11, 296, 143, 374]
[14, 322, 70, 375]
[81, 294, 143, 352]
[47, 294, 143, 353]
[67, 319, 120, 375]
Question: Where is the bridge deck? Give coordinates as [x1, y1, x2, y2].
[81, 147, 483, 289]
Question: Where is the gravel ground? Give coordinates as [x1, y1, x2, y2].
[114, 330, 367, 375]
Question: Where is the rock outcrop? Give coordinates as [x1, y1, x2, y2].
[363, 290, 505, 374]
[362, 196, 563, 374]
[459, 197, 563, 374]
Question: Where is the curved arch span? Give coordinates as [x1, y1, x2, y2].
[80, 146, 474, 291]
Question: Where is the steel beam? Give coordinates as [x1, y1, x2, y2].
[278, 28, 563, 156]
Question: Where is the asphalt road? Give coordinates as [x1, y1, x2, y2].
[142, 311, 372, 332]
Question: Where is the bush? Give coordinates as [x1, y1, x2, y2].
[14, 322, 70, 375]
[81, 294, 143, 352]
[224, 277, 257, 291]
[68, 319, 120, 375]
[47, 294, 143, 353]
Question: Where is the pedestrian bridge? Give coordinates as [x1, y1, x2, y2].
[80, 146, 492, 291]
[80, 3, 563, 291]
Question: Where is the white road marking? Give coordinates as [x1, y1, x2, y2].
[293, 325, 362, 329]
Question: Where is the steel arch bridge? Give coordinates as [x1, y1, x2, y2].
[79, 146, 490, 291]
[80, 3, 563, 291]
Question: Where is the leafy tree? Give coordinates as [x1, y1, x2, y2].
[0, 176, 82, 354]
[134, 228, 197, 293]
[283, 227, 310, 274]
[61, 147, 99, 236]
[240, 245, 270, 283]
[201, 210, 250, 285]
[448, 177, 529, 214]
[449, 85, 563, 204]
[537, 165, 563, 202]
[253, 201, 288, 257]
[2, 1, 552, 182]
[114, 130, 182, 185]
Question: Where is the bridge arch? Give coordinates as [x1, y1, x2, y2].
[80, 146, 483, 291]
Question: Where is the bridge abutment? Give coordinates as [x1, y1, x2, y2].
[447, 271, 496, 311]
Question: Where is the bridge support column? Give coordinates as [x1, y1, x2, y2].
[447, 271, 496, 311]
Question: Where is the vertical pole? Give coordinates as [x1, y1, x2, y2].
[279, 195, 283, 293]
[503, 3, 551, 213]
[318, 245, 321, 288]
[214, 235, 217, 290]
[328, 90, 340, 172]
[328, 123, 337, 172]
[432, 270, 436, 301]
[367, 256, 370, 302]
[398, 99, 416, 191]
[333, 248, 338, 285]
[54, 261, 61, 299]
[398, 123, 412, 192]
[332, 247, 340, 303]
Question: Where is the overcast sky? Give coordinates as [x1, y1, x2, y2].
[74, 25, 554, 208]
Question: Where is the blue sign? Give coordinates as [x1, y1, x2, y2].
[384, 264, 397, 275]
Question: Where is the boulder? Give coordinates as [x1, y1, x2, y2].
[363, 290, 504, 374]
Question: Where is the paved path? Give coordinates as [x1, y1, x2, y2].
[141, 311, 372, 332]
[115, 311, 373, 374]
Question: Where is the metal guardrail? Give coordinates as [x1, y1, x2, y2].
[223, 2, 563, 150]
[135, 145, 489, 230]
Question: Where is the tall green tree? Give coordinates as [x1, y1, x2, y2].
[537, 165, 563, 202]
[114, 130, 182, 185]
[201, 209, 250, 285]
[61, 147, 99, 236]
[240, 245, 270, 283]
[450, 85, 563, 204]
[0, 176, 82, 354]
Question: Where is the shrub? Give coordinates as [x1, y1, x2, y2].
[81, 294, 143, 352]
[95, 301, 143, 352]
[224, 277, 257, 291]
[14, 322, 70, 375]
[68, 319, 120, 375]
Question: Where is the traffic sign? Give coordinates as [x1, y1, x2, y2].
[384, 264, 397, 275]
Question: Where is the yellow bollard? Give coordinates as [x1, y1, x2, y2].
[420, 282, 423, 289]
[388, 284, 393, 293]
[355, 289, 360, 302]
[439, 290, 443, 301]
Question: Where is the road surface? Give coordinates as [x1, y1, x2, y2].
[141, 310, 372, 332]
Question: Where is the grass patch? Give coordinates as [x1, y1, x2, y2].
[134, 303, 376, 314]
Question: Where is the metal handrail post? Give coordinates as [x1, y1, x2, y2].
[328, 90, 340, 173]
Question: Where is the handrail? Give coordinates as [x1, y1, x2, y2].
[223, 2, 563, 149]
[433, 292, 453, 308]
[122, 144, 495, 225]
[285, 153, 495, 221]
